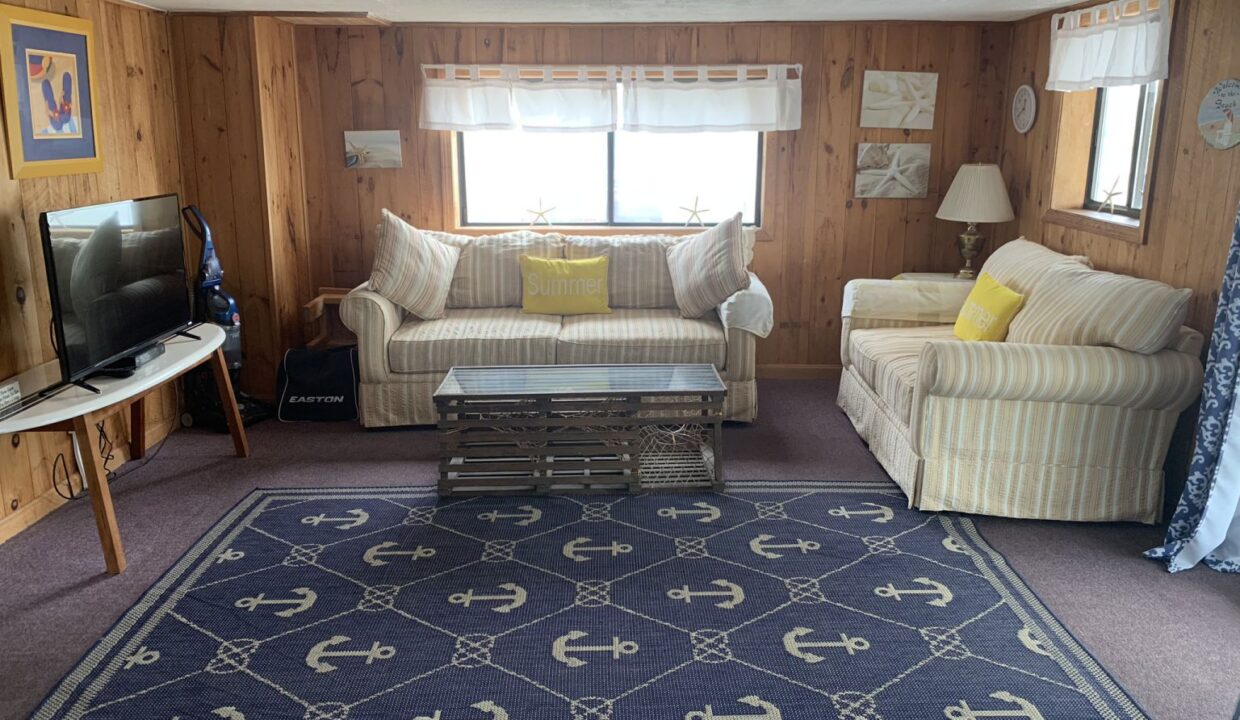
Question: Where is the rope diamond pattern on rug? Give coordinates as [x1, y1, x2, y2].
[33, 486, 1149, 719]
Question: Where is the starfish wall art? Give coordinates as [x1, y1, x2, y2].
[859, 70, 939, 130]
[854, 143, 931, 199]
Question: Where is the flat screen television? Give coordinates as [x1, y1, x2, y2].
[40, 193, 193, 384]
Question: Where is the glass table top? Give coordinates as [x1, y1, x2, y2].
[434, 364, 726, 398]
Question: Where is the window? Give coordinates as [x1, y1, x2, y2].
[1085, 82, 1159, 217]
[458, 130, 762, 226]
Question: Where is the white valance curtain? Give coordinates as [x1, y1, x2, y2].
[1046, 0, 1171, 92]
[621, 65, 801, 132]
[419, 64, 802, 132]
[420, 65, 618, 132]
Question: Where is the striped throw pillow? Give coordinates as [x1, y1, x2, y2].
[665, 213, 751, 318]
[421, 229, 564, 308]
[564, 235, 679, 308]
[369, 210, 460, 320]
[1007, 262, 1192, 354]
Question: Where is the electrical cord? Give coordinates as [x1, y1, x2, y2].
[51, 451, 78, 501]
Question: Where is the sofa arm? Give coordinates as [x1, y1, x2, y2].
[719, 273, 773, 338]
[340, 283, 405, 382]
[918, 341, 1203, 411]
[840, 279, 972, 366]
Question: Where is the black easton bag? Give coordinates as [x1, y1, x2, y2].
[276, 345, 359, 422]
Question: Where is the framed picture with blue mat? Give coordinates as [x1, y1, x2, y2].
[0, 5, 101, 179]
[31, 483, 1152, 719]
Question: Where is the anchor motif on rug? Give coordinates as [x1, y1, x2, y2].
[1017, 627, 1054, 657]
[943, 691, 1044, 720]
[828, 502, 894, 523]
[414, 701, 509, 720]
[667, 579, 745, 608]
[874, 577, 953, 607]
[123, 645, 159, 670]
[234, 587, 317, 618]
[657, 502, 722, 523]
[562, 537, 633, 562]
[363, 541, 436, 566]
[211, 708, 244, 720]
[300, 508, 369, 530]
[305, 635, 396, 673]
[685, 695, 783, 720]
[551, 631, 639, 667]
[748, 534, 821, 559]
[782, 627, 871, 662]
[449, 583, 528, 613]
[942, 536, 970, 554]
[477, 506, 542, 526]
[215, 548, 245, 564]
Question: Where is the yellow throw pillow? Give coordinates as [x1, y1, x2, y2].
[954, 272, 1025, 341]
[520, 255, 611, 315]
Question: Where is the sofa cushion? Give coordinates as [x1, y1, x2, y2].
[557, 308, 727, 368]
[370, 210, 460, 319]
[388, 308, 561, 373]
[520, 255, 611, 315]
[1007, 262, 1191, 354]
[666, 213, 750, 318]
[420, 229, 563, 308]
[849, 325, 957, 424]
[979, 238, 1090, 298]
[563, 234, 679, 308]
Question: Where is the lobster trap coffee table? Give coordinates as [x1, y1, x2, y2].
[434, 364, 726, 496]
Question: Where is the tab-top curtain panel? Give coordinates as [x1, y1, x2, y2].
[1046, 0, 1171, 92]
[419, 64, 802, 133]
[420, 65, 619, 133]
[621, 65, 802, 132]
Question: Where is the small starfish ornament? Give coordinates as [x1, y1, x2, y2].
[680, 196, 710, 226]
[526, 197, 556, 226]
[1100, 177, 1123, 214]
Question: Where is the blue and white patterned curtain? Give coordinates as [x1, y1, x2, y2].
[1146, 203, 1240, 573]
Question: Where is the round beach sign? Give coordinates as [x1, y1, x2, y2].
[1198, 78, 1240, 150]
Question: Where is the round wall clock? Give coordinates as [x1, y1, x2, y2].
[1198, 78, 1239, 150]
[1012, 84, 1037, 134]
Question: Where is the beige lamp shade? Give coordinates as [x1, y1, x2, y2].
[936, 164, 1015, 223]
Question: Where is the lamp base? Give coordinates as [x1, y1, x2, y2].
[956, 223, 984, 279]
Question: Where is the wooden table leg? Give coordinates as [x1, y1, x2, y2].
[209, 347, 250, 458]
[129, 395, 146, 460]
[72, 414, 126, 575]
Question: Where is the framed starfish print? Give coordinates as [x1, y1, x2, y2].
[855, 143, 931, 199]
[0, 5, 102, 179]
[860, 70, 938, 130]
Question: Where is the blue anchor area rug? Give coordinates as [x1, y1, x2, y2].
[34, 483, 1149, 720]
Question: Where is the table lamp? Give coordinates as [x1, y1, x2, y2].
[936, 164, 1015, 279]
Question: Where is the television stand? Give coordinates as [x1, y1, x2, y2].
[176, 329, 202, 341]
[71, 379, 101, 394]
[0, 324, 248, 575]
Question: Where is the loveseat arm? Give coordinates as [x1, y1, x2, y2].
[840, 279, 973, 366]
[918, 341, 1203, 412]
[340, 283, 405, 383]
[719, 272, 773, 338]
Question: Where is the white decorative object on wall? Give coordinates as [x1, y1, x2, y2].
[859, 70, 938, 130]
[344, 130, 402, 169]
[621, 65, 802, 132]
[1046, 0, 1171, 92]
[855, 143, 931, 199]
[419, 64, 802, 133]
[1012, 84, 1037, 134]
[1198, 78, 1239, 150]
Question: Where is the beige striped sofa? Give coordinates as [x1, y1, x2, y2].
[342, 229, 771, 427]
[837, 239, 1204, 524]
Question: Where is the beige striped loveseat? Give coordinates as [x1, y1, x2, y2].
[837, 239, 1204, 524]
[342, 229, 772, 427]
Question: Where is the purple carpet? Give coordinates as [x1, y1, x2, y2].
[0, 380, 1237, 720]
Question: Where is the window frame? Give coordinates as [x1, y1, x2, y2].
[456, 130, 764, 228]
[1082, 82, 1158, 219]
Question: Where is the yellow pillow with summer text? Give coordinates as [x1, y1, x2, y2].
[520, 255, 611, 315]
[954, 272, 1025, 341]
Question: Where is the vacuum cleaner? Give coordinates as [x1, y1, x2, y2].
[179, 204, 270, 430]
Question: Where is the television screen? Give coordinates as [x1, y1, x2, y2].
[40, 194, 192, 383]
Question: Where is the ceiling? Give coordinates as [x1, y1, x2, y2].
[141, 0, 1083, 24]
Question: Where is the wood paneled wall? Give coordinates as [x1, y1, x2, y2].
[0, 0, 182, 543]
[292, 22, 1012, 374]
[171, 15, 311, 396]
[993, 0, 1240, 335]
